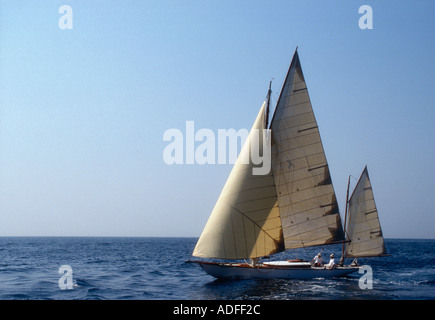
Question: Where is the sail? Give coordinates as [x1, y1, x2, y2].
[192, 103, 284, 259]
[344, 166, 386, 257]
[270, 49, 345, 249]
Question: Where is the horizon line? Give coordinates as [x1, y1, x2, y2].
[0, 235, 433, 240]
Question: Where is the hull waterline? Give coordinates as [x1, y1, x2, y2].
[193, 261, 360, 280]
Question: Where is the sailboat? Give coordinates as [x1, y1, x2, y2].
[189, 48, 386, 279]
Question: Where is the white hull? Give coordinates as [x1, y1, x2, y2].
[194, 261, 360, 280]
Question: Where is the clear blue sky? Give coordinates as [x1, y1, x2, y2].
[0, 0, 434, 238]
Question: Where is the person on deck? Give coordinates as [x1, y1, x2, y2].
[311, 253, 324, 267]
[326, 254, 336, 269]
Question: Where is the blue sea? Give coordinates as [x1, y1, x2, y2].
[0, 237, 434, 301]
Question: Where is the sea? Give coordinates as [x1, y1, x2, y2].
[0, 237, 433, 304]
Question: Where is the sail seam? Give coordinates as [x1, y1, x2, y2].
[273, 150, 324, 163]
[364, 209, 377, 215]
[273, 142, 323, 155]
[298, 126, 318, 133]
[279, 100, 311, 111]
[292, 87, 307, 93]
[273, 171, 329, 186]
[276, 191, 336, 207]
[225, 202, 281, 249]
[283, 214, 340, 227]
[232, 196, 278, 207]
[277, 109, 313, 121]
[273, 169, 328, 181]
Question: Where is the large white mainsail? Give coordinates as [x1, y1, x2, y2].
[344, 166, 386, 258]
[192, 103, 284, 260]
[269, 49, 345, 249]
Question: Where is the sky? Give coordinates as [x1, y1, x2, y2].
[0, 0, 434, 239]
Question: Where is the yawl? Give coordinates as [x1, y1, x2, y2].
[190, 49, 386, 279]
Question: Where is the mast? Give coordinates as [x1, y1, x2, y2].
[340, 175, 351, 265]
[265, 80, 272, 128]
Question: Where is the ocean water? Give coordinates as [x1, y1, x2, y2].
[0, 237, 433, 300]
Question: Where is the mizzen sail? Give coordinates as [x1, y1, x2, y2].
[270, 49, 345, 249]
[192, 103, 284, 259]
[344, 166, 386, 258]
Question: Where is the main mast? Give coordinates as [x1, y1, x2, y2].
[340, 175, 351, 265]
[265, 80, 272, 128]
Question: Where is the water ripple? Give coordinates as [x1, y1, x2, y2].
[0, 237, 433, 300]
